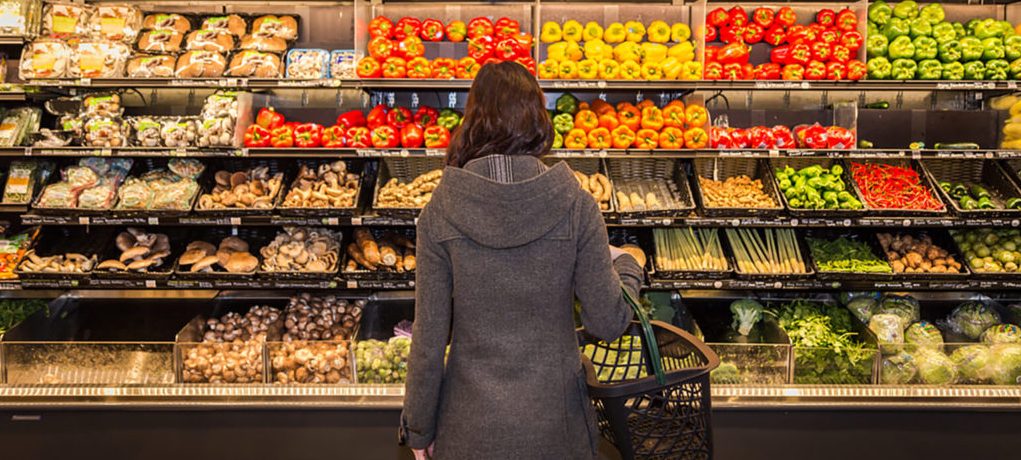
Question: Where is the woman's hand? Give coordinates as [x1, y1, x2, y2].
[412, 443, 434, 460]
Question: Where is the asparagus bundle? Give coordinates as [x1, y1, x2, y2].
[725, 228, 807, 274]
[653, 228, 728, 272]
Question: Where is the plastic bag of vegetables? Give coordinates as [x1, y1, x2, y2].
[912, 347, 959, 385]
[844, 293, 880, 323]
[869, 314, 905, 354]
[988, 344, 1021, 385]
[881, 351, 918, 384]
[949, 345, 993, 384]
[876, 294, 920, 327]
[981, 324, 1021, 345]
[946, 299, 1002, 340]
[905, 321, 945, 351]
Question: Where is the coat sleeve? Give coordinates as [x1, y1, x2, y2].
[401, 222, 452, 449]
[573, 197, 639, 342]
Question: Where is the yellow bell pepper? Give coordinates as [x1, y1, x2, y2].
[668, 41, 695, 62]
[613, 42, 642, 62]
[547, 41, 569, 61]
[640, 62, 663, 80]
[540, 22, 562, 43]
[562, 19, 583, 42]
[577, 59, 598, 79]
[1003, 138, 1021, 150]
[624, 21, 645, 42]
[619, 60, 641, 80]
[583, 39, 607, 60]
[538, 59, 559, 79]
[647, 20, 671, 43]
[602, 45, 614, 60]
[565, 41, 583, 61]
[598, 59, 620, 79]
[604, 22, 626, 44]
[641, 43, 668, 63]
[558, 60, 579, 79]
[680, 61, 702, 80]
[582, 21, 603, 42]
[671, 23, 691, 42]
[661, 57, 682, 80]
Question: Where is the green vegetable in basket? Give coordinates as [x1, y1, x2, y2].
[868, 1, 893, 26]
[892, 0, 919, 20]
[947, 300, 1001, 340]
[555, 93, 579, 116]
[941, 61, 965, 80]
[772, 299, 874, 384]
[960, 36, 984, 62]
[775, 164, 861, 210]
[710, 361, 741, 384]
[808, 237, 893, 273]
[917, 59, 942, 79]
[881, 351, 918, 384]
[0, 299, 47, 335]
[919, 3, 945, 25]
[877, 294, 921, 326]
[730, 299, 764, 337]
[552, 113, 575, 135]
[986, 59, 1010, 80]
[989, 344, 1021, 385]
[905, 321, 945, 350]
[981, 324, 1021, 345]
[913, 347, 959, 385]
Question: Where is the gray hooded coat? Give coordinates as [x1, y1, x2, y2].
[402, 155, 642, 459]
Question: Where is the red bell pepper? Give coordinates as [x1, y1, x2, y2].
[846, 60, 866, 80]
[707, 8, 730, 28]
[256, 107, 285, 130]
[400, 124, 424, 148]
[805, 60, 826, 80]
[704, 46, 719, 63]
[781, 63, 804, 80]
[356, 57, 382, 78]
[387, 106, 413, 129]
[728, 127, 749, 148]
[705, 25, 718, 42]
[271, 126, 294, 148]
[420, 19, 445, 41]
[722, 62, 743, 80]
[704, 62, 724, 80]
[382, 57, 407, 78]
[394, 17, 422, 41]
[369, 16, 394, 39]
[366, 104, 389, 129]
[336, 110, 366, 132]
[446, 20, 467, 42]
[244, 125, 271, 147]
[770, 45, 790, 64]
[810, 41, 832, 62]
[717, 42, 750, 64]
[494, 17, 520, 39]
[788, 43, 811, 66]
[775, 7, 797, 27]
[368, 36, 395, 60]
[495, 38, 523, 60]
[827, 126, 855, 149]
[798, 124, 828, 149]
[806, 23, 825, 40]
[752, 7, 775, 28]
[513, 32, 533, 51]
[764, 26, 785, 46]
[414, 106, 439, 127]
[406, 57, 431, 78]
[514, 55, 536, 75]
[483, 56, 502, 68]
[345, 127, 371, 148]
[831, 45, 851, 64]
[840, 31, 863, 52]
[456, 57, 480, 79]
[835, 9, 858, 32]
[719, 26, 742, 44]
[467, 17, 494, 39]
[786, 25, 810, 45]
[321, 126, 346, 148]
[826, 62, 847, 80]
[818, 29, 839, 45]
[710, 126, 733, 149]
[748, 126, 776, 149]
[431, 58, 457, 79]
[294, 123, 322, 148]
[371, 125, 399, 148]
[424, 125, 450, 148]
[398, 36, 425, 59]
[742, 24, 764, 44]
[468, 35, 494, 61]
[728, 7, 748, 27]
[772, 125, 795, 148]
[754, 63, 781, 80]
[815, 9, 836, 27]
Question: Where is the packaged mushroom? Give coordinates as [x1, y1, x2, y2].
[196, 117, 234, 147]
[180, 305, 281, 384]
[285, 49, 329, 79]
[200, 14, 246, 38]
[128, 116, 161, 147]
[177, 236, 259, 274]
[42, 2, 91, 39]
[142, 13, 191, 33]
[36, 158, 131, 209]
[17, 250, 96, 274]
[69, 40, 130, 78]
[19, 38, 71, 79]
[185, 29, 234, 53]
[96, 228, 171, 273]
[126, 54, 176, 78]
[197, 166, 283, 211]
[329, 50, 357, 79]
[160, 117, 198, 148]
[281, 294, 364, 342]
[83, 117, 128, 147]
[136, 28, 184, 53]
[115, 162, 202, 211]
[239, 34, 287, 54]
[226, 50, 282, 78]
[88, 4, 142, 42]
[175, 50, 226, 78]
[282, 161, 359, 209]
[251, 15, 298, 41]
[201, 91, 239, 119]
[345, 228, 416, 274]
[83, 93, 123, 118]
[377, 169, 442, 209]
[259, 227, 341, 274]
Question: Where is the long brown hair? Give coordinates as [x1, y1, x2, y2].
[446, 62, 554, 168]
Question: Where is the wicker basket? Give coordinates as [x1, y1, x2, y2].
[690, 158, 783, 217]
[769, 158, 868, 218]
[341, 227, 417, 282]
[277, 159, 366, 218]
[873, 229, 971, 281]
[192, 158, 290, 216]
[922, 159, 1021, 218]
[171, 227, 270, 281]
[605, 158, 694, 219]
[805, 230, 896, 282]
[544, 157, 616, 215]
[845, 159, 947, 216]
[372, 157, 446, 219]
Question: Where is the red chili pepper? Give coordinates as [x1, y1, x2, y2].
[850, 162, 944, 210]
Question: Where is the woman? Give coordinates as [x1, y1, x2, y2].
[401, 61, 643, 460]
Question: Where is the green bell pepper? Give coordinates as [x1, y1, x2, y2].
[554, 93, 578, 115]
[932, 23, 956, 44]
[437, 109, 462, 130]
[941, 61, 965, 80]
[960, 36, 984, 61]
[974, 18, 1001, 40]
[868, 21, 880, 37]
[552, 131, 563, 149]
[867, 34, 889, 58]
[938, 40, 962, 63]
[893, 0, 919, 20]
[867, 56, 893, 79]
[963, 61, 986, 80]
[982, 37, 1005, 60]
[892, 58, 918, 79]
[919, 4, 945, 25]
[966, 19, 980, 35]
[868, 1, 893, 26]
[999, 21, 1015, 37]
[986, 59, 1009, 80]
[909, 18, 932, 38]
[552, 113, 574, 134]
[1005, 35, 1021, 60]
[913, 36, 938, 60]
[917, 59, 942, 80]
[1010, 58, 1021, 79]
[953, 22, 967, 39]
[889, 35, 916, 59]
[883, 17, 911, 40]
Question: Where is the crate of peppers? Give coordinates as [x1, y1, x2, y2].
[848, 160, 945, 215]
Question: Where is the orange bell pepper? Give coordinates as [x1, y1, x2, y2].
[662, 104, 686, 129]
[640, 106, 664, 131]
[634, 129, 659, 149]
[636, 99, 656, 110]
[590, 99, 615, 116]
[617, 105, 641, 131]
[684, 127, 709, 149]
[659, 127, 684, 149]
[615, 101, 636, 112]
[587, 127, 612, 149]
[611, 125, 636, 149]
[578, 102, 590, 111]
[565, 128, 588, 149]
[665, 99, 685, 108]
[598, 113, 619, 130]
[574, 110, 599, 132]
[685, 105, 708, 129]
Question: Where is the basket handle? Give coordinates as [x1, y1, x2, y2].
[621, 286, 666, 386]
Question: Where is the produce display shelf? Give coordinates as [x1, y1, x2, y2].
[0, 203, 27, 213]
[17, 147, 244, 158]
[10, 277, 408, 290]
[27, 78, 345, 90]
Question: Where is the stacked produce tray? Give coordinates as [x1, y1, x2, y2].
[924, 159, 1021, 218]
[770, 158, 867, 218]
[372, 157, 445, 219]
[605, 158, 694, 219]
[846, 159, 947, 217]
[690, 157, 783, 218]
[276, 160, 366, 218]
[805, 230, 896, 282]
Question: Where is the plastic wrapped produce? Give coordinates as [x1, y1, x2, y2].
[19, 38, 71, 79]
[251, 15, 298, 41]
[3, 160, 46, 204]
[200, 14, 245, 37]
[87, 4, 141, 42]
[881, 351, 918, 384]
[76, 180, 117, 209]
[129, 116, 161, 147]
[36, 181, 76, 207]
[876, 294, 921, 328]
[82, 93, 122, 118]
[0, 107, 39, 147]
[981, 324, 1021, 345]
[846, 296, 879, 323]
[69, 40, 129, 78]
[196, 116, 234, 147]
[286, 49, 329, 79]
[355, 336, 411, 384]
[175, 51, 226, 78]
[226, 50, 282, 78]
[168, 158, 204, 179]
[83, 117, 127, 147]
[988, 344, 1021, 385]
[905, 321, 944, 350]
[185, 29, 234, 53]
[136, 28, 183, 53]
[116, 168, 200, 211]
[0, 0, 39, 36]
[950, 345, 993, 383]
[947, 300, 1002, 341]
[239, 34, 287, 53]
[142, 13, 190, 33]
[126, 54, 175, 78]
[330, 50, 356, 79]
[201, 92, 238, 119]
[912, 348, 959, 385]
[160, 117, 197, 148]
[42, 2, 90, 38]
[870, 314, 905, 354]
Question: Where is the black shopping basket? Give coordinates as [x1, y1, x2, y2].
[579, 288, 720, 460]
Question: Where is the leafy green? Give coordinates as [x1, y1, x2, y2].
[0, 299, 47, 335]
[710, 361, 741, 384]
[808, 237, 893, 273]
[772, 299, 875, 384]
[730, 299, 764, 336]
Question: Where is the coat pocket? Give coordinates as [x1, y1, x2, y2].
[574, 369, 599, 454]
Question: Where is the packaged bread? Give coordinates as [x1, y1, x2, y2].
[89, 4, 142, 42]
[42, 2, 91, 38]
[137, 29, 184, 53]
[19, 38, 71, 79]
[175, 51, 226, 78]
[226, 50, 282, 78]
[239, 34, 287, 53]
[201, 14, 245, 37]
[251, 15, 298, 41]
[69, 40, 129, 78]
[286, 49, 329, 79]
[142, 13, 191, 33]
[127, 54, 176, 78]
[186, 29, 234, 53]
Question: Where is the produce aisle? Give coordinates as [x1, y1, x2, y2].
[2, 0, 1021, 459]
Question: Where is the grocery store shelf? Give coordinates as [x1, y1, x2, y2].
[0, 36, 24, 46]
[0, 203, 27, 213]
[16, 146, 244, 158]
[27, 78, 342, 90]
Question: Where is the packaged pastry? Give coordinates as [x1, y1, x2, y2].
[69, 40, 129, 78]
[19, 38, 71, 79]
[201, 92, 238, 119]
[142, 13, 191, 33]
[251, 15, 298, 41]
[286, 49, 329, 79]
[226, 50, 282, 78]
[137, 28, 184, 53]
[127, 54, 176, 78]
[42, 2, 91, 38]
[329, 50, 357, 79]
[201, 14, 245, 37]
[83, 117, 128, 147]
[88, 4, 142, 42]
[160, 117, 198, 148]
[83, 93, 122, 118]
[175, 51, 226, 78]
[239, 34, 287, 53]
[129, 116, 162, 147]
[186, 29, 234, 53]
[196, 116, 234, 147]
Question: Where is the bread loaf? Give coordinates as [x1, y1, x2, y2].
[251, 15, 298, 41]
[137, 29, 183, 53]
[186, 30, 235, 53]
[175, 51, 226, 78]
[142, 13, 191, 33]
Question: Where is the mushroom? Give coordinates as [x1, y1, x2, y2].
[120, 246, 150, 262]
[179, 248, 208, 265]
[190, 255, 219, 272]
[98, 259, 128, 271]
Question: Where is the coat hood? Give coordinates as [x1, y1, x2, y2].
[430, 159, 580, 249]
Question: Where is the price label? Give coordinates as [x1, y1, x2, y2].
[731, 219, 741, 227]
[147, 217, 159, 225]
[324, 217, 339, 225]
[352, 217, 363, 225]
[230, 217, 242, 226]
[145, 280, 156, 288]
[24, 147, 31, 156]
[414, 217, 420, 225]
[78, 216, 90, 225]
[346, 280, 358, 289]
[790, 219, 799, 227]
[902, 219, 912, 227]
